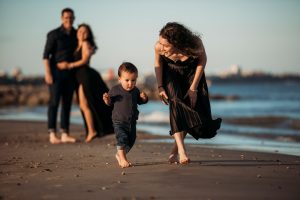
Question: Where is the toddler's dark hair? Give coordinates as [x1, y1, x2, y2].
[118, 62, 138, 77]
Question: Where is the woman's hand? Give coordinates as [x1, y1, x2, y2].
[158, 87, 169, 105]
[57, 61, 69, 70]
[184, 89, 198, 108]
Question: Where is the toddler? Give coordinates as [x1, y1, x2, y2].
[103, 62, 148, 168]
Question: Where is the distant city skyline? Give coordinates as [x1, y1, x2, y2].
[0, 0, 300, 76]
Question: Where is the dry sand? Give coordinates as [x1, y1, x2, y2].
[0, 120, 300, 200]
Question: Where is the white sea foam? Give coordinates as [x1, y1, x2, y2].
[138, 111, 169, 124]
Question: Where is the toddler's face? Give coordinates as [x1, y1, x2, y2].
[118, 71, 138, 91]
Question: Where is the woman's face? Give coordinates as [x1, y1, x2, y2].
[77, 26, 89, 42]
[159, 36, 176, 56]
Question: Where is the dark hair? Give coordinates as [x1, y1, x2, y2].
[159, 22, 204, 57]
[78, 23, 98, 51]
[118, 62, 138, 77]
[61, 8, 74, 16]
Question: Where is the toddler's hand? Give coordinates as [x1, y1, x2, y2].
[103, 92, 111, 105]
[140, 91, 148, 102]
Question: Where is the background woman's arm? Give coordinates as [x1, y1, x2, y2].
[69, 41, 93, 68]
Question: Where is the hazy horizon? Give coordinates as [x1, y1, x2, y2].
[1, 0, 300, 76]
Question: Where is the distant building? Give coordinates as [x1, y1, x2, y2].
[0, 69, 7, 78]
[219, 64, 242, 77]
[11, 67, 23, 81]
[143, 73, 157, 90]
[229, 64, 242, 76]
[103, 68, 115, 81]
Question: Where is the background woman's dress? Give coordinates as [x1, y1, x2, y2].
[73, 48, 113, 137]
[161, 55, 221, 139]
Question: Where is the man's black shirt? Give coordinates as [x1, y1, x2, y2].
[43, 25, 77, 78]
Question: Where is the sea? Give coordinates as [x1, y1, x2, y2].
[1, 81, 300, 156]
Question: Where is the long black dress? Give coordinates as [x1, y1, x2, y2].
[73, 48, 113, 137]
[161, 55, 221, 139]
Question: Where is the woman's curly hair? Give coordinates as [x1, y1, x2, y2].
[159, 22, 204, 58]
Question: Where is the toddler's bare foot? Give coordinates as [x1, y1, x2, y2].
[61, 133, 76, 143]
[49, 132, 61, 144]
[179, 152, 190, 164]
[115, 153, 131, 168]
[168, 153, 178, 164]
[85, 132, 97, 143]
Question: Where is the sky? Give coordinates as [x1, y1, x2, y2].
[0, 0, 300, 76]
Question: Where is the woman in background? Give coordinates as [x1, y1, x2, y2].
[58, 23, 113, 142]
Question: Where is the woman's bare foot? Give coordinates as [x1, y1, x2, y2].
[49, 132, 61, 144]
[85, 132, 97, 143]
[168, 142, 179, 163]
[61, 133, 76, 143]
[179, 152, 190, 164]
[115, 151, 131, 168]
[168, 154, 178, 164]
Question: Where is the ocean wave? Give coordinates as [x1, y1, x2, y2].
[138, 111, 169, 125]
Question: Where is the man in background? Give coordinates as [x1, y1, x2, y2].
[43, 8, 77, 144]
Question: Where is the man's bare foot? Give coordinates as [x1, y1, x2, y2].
[168, 153, 178, 164]
[115, 152, 131, 168]
[49, 132, 61, 144]
[61, 133, 76, 143]
[179, 152, 190, 164]
[85, 132, 97, 143]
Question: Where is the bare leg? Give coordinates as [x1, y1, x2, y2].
[169, 132, 188, 163]
[168, 142, 178, 163]
[173, 132, 190, 164]
[49, 132, 61, 144]
[115, 150, 131, 168]
[78, 85, 97, 143]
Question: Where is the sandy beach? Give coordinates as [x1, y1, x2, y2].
[0, 120, 300, 200]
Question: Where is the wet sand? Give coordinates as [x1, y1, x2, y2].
[224, 116, 300, 131]
[0, 120, 300, 200]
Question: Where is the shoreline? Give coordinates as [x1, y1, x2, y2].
[1, 118, 300, 157]
[1, 120, 300, 199]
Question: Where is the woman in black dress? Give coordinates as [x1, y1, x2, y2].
[58, 24, 113, 142]
[154, 22, 221, 164]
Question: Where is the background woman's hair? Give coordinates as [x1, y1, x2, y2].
[78, 23, 98, 51]
[159, 22, 204, 57]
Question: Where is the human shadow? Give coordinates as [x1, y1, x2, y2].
[190, 159, 300, 167]
[133, 159, 300, 167]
